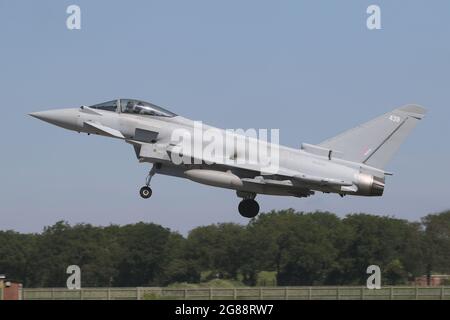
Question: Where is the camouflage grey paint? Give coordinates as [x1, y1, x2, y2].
[29, 101, 426, 201]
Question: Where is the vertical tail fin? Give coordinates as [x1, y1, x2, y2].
[318, 105, 427, 169]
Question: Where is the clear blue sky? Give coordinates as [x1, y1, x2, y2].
[1, 1, 449, 234]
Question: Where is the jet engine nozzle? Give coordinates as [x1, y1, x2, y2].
[356, 173, 385, 196]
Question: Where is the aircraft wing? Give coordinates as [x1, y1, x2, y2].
[164, 144, 353, 188]
[128, 141, 352, 189]
[165, 144, 277, 174]
[292, 173, 353, 187]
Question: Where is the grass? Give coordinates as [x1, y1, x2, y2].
[168, 278, 245, 289]
[256, 271, 277, 286]
[165, 271, 278, 289]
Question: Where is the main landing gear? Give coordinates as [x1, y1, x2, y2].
[139, 165, 156, 199]
[237, 191, 260, 218]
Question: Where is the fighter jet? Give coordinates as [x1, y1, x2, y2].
[29, 99, 426, 218]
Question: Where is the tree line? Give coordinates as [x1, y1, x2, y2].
[0, 209, 449, 287]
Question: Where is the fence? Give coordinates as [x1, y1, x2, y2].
[21, 286, 450, 300]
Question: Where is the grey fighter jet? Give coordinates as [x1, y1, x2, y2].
[30, 99, 426, 218]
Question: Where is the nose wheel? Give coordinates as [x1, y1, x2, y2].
[140, 186, 152, 199]
[139, 165, 157, 199]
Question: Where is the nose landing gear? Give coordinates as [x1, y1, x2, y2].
[139, 165, 156, 199]
[140, 186, 152, 198]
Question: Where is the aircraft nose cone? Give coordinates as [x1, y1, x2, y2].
[29, 111, 52, 121]
[29, 109, 80, 131]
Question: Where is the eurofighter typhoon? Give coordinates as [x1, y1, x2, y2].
[30, 99, 426, 218]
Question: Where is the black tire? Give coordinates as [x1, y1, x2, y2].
[238, 199, 259, 218]
[140, 186, 152, 199]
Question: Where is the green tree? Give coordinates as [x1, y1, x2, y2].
[161, 233, 200, 285]
[27, 221, 120, 287]
[1, 209, 448, 288]
[0, 231, 36, 286]
[245, 210, 351, 286]
[341, 214, 424, 285]
[185, 223, 246, 280]
[422, 211, 450, 284]
[113, 222, 175, 286]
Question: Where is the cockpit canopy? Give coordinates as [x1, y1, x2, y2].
[88, 99, 177, 117]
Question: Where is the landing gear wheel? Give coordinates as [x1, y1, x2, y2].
[238, 199, 260, 218]
[140, 186, 152, 199]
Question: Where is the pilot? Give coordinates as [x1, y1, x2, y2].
[135, 102, 147, 114]
[126, 100, 139, 113]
